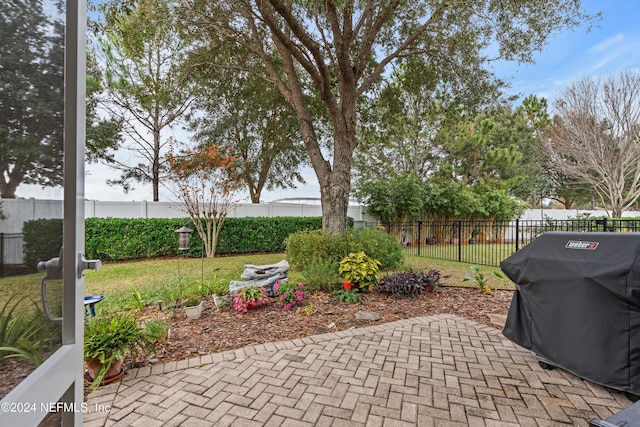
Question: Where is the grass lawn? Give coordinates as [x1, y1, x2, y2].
[0, 253, 515, 314]
[402, 242, 521, 269]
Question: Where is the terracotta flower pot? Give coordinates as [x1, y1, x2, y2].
[85, 357, 124, 383]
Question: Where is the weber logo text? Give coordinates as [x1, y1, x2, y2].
[565, 240, 599, 250]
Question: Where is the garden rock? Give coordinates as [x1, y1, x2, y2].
[229, 260, 290, 297]
[355, 311, 381, 321]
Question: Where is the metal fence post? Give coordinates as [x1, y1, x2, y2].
[457, 220, 462, 262]
[515, 218, 519, 252]
[0, 233, 3, 277]
[417, 221, 422, 257]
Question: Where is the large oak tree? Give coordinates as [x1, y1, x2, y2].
[182, 0, 592, 234]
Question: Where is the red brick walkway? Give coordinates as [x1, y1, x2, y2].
[85, 314, 631, 426]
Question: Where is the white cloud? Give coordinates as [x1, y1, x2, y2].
[588, 33, 625, 54]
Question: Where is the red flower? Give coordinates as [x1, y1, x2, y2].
[343, 280, 353, 290]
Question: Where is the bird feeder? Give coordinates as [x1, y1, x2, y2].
[175, 226, 193, 251]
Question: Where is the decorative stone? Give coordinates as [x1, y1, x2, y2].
[229, 260, 290, 297]
[327, 322, 336, 329]
[355, 311, 381, 321]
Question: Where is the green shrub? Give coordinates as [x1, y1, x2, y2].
[338, 251, 381, 291]
[85, 218, 178, 260]
[285, 230, 350, 270]
[302, 259, 342, 292]
[0, 296, 61, 366]
[348, 229, 404, 270]
[24, 217, 401, 266]
[216, 217, 323, 254]
[84, 217, 325, 260]
[285, 229, 403, 271]
[22, 219, 63, 269]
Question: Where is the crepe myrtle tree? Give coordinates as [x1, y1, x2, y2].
[546, 70, 640, 218]
[167, 144, 243, 258]
[180, 0, 594, 234]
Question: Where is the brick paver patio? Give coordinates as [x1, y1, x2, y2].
[84, 314, 632, 426]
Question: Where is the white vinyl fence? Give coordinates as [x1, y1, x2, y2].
[0, 198, 376, 233]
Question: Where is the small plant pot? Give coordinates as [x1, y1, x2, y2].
[213, 294, 229, 308]
[468, 239, 477, 244]
[184, 301, 203, 320]
[85, 357, 124, 385]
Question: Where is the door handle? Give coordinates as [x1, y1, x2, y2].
[37, 248, 63, 324]
[36, 250, 102, 323]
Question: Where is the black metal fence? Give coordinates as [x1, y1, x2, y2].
[3, 217, 640, 274]
[364, 218, 640, 268]
[0, 233, 25, 277]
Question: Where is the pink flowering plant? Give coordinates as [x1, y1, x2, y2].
[274, 280, 304, 310]
[233, 284, 268, 313]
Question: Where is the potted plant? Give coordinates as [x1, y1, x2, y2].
[183, 295, 203, 319]
[233, 284, 268, 313]
[468, 228, 480, 244]
[211, 280, 230, 308]
[84, 312, 156, 389]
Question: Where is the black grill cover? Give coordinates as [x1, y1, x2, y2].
[501, 232, 640, 395]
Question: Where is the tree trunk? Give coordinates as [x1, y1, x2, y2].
[612, 206, 623, 219]
[153, 129, 160, 202]
[320, 175, 349, 235]
[0, 169, 22, 198]
[0, 181, 17, 198]
[248, 180, 261, 203]
[318, 132, 354, 235]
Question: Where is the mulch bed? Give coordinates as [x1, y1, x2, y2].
[139, 286, 513, 365]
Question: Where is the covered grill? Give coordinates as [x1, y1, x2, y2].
[501, 232, 640, 396]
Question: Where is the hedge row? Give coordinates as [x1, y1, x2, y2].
[84, 217, 330, 260]
[23, 219, 63, 268]
[23, 217, 331, 264]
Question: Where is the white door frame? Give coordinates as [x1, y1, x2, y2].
[0, 0, 86, 425]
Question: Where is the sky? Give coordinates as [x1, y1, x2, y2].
[14, 0, 640, 203]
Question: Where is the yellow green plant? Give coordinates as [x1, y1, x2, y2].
[338, 251, 381, 291]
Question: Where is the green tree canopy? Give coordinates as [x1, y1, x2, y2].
[0, 0, 64, 198]
[91, 0, 196, 201]
[181, 0, 594, 234]
[188, 43, 307, 203]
